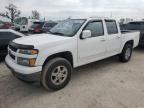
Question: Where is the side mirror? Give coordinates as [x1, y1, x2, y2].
[81, 30, 91, 39]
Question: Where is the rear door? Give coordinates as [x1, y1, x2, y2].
[78, 20, 107, 64]
[105, 20, 121, 55]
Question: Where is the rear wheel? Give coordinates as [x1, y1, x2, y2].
[41, 58, 72, 91]
[119, 43, 133, 62]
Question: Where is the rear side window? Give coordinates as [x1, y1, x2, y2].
[105, 20, 118, 34]
[0, 32, 20, 39]
[84, 21, 104, 37]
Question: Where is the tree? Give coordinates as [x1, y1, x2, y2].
[31, 10, 40, 19]
[0, 3, 20, 23]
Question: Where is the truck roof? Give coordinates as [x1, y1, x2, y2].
[71, 17, 115, 21]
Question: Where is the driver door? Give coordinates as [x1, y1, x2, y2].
[78, 20, 107, 65]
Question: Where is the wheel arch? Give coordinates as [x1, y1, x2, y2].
[125, 40, 134, 47]
[42, 51, 73, 69]
[120, 40, 134, 53]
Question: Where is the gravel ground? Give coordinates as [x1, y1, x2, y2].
[0, 48, 144, 108]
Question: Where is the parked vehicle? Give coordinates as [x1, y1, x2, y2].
[0, 21, 13, 29]
[42, 22, 57, 32]
[29, 22, 45, 33]
[5, 17, 140, 90]
[14, 17, 40, 32]
[11, 24, 20, 31]
[125, 21, 144, 46]
[0, 29, 25, 57]
[0, 21, 4, 29]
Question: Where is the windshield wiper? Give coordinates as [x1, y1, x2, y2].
[49, 31, 65, 36]
[52, 32, 65, 36]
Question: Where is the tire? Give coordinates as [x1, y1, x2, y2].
[119, 43, 133, 62]
[41, 58, 72, 91]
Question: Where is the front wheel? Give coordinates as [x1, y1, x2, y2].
[119, 43, 133, 62]
[41, 58, 72, 91]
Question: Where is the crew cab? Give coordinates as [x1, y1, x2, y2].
[5, 17, 140, 90]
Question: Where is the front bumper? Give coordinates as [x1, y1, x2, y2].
[5, 55, 42, 82]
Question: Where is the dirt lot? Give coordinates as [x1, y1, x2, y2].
[0, 48, 144, 108]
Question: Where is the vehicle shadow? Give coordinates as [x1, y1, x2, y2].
[72, 56, 120, 80]
[134, 46, 144, 53]
[71, 46, 144, 81]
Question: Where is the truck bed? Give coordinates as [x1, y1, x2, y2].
[121, 30, 140, 48]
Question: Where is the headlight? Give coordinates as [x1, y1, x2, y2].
[17, 57, 36, 66]
[19, 49, 38, 55]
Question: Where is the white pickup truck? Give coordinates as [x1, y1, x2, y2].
[5, 17, 140, 90]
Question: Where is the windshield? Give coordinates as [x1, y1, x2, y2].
[14, 17, 28, 25]
[44, 22, 57, 27]
[49, 19, 86, 37]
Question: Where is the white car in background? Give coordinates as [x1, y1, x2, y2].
[14, 17, 40, 32]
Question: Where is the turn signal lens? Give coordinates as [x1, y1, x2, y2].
[31, 50, 38, 55]
[29, 59, 36, 66]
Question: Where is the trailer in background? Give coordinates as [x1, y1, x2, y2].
[13, 17, 40, 32]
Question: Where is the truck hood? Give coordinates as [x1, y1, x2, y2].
[13, 33, 71, 47]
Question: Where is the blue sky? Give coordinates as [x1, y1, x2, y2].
[1, 0, 144, 20]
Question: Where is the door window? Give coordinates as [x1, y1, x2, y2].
[105, 20, 118, 34]
[84, 21, 104, 37]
